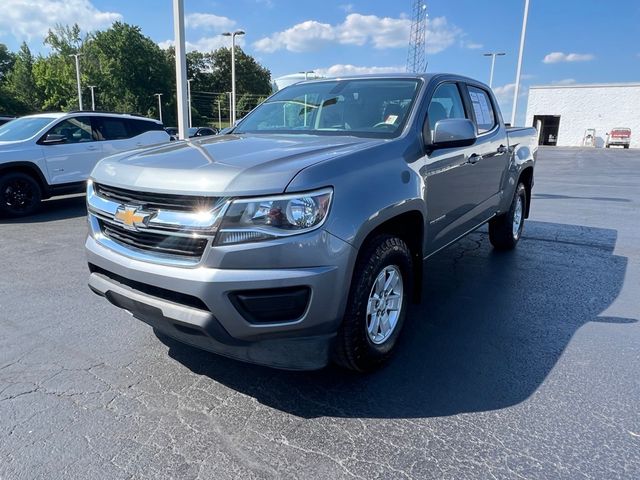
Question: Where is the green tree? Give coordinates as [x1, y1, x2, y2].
[0, 44, 15, 83]
[32, 24, 86, 111]
[83, 22, 172, 115]
[5, 42, 39, 112]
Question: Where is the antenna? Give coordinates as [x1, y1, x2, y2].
[406, 2, 428, 73]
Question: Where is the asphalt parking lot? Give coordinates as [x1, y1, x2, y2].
[1, 147, 639, 479]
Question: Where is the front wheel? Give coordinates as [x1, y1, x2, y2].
[489, 183, 527, 251]
[0, 172, 42, 217]
[333, 235, 413, 372]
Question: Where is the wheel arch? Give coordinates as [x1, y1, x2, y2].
[518, 166, 534, 218]
[354, 209, 425, 303]
[0, 162, 50, 198]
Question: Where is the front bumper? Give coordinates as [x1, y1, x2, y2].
[86, 230, 355, 370]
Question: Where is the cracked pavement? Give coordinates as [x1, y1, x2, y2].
[1, 147, 639, 479]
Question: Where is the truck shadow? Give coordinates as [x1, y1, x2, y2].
[0, 195, 86, 224]
[158, 220, 635, 419]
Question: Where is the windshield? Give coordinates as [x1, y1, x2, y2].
[0, 117, 56, 142]
[235, 78, 421, 137]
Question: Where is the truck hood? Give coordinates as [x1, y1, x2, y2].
[91, 133, 386, 196]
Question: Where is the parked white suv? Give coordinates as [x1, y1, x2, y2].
[0, 112, 169, 216]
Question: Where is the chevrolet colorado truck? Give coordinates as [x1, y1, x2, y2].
[86, 74, 537, 372]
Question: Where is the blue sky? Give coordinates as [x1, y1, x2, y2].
[1, 0, 639, 123]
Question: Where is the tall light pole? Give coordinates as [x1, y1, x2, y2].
[511, 0, 530, 126]
[483, 52, 505, 88]
[88, 85, 97, 110]
[222, 30, 245, 125]
[154, 93, 163, 123]
[69, 53, 83, 110]
[299, 70, 314, 81]
[173, 0, 189, 140]
[299, 71, 314, 126]
[187, 79, 193, 127]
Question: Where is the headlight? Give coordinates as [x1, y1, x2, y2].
[215, 188, 333, 245]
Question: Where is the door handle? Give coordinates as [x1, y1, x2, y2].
[497, 144, 508, 155]
[467, 154, 483, 165]
[86, 145, 98, 151]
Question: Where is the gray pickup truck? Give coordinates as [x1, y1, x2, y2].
[86, 74, 537, 372]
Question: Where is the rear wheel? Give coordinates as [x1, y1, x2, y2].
[0, 172, 42, 217]
[333, 235, 412, 372]
[489, 183, 526, 251]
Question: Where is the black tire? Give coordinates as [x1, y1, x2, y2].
[333, 235, 413, 372]
[489, 183, 527, 251]
[624, 145, 629, 149]
[0, 172, 42, 217]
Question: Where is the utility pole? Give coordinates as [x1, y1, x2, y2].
[154, 93, 163, 123]
[217, 100, 222, 130]
[173, 0, 189, 140]
[69, 53, 83, 110]
[222, 30, 246, 125]
[88, 85, 97, 110]
[187, 79, 193, 128]
[511, 0, 530, 126]
[227, 92, 232, 126]
[483, 52, 505, 88]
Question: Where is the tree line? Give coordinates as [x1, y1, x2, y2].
[0, 22, 273, 127]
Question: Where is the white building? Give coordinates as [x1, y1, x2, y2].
[525, 83, 640, 148]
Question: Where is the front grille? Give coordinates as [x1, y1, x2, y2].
[99, 219, 208, 257]
[94, 183, 218, 212]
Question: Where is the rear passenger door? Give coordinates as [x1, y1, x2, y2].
[461, 84, 509, 217]
[94, 116, 137, 157]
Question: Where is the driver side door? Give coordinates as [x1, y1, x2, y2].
[421, 82, 480, 255]
[40, 116, 102, 185]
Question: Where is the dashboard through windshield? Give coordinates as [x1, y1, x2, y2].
[235, 78, 421, 138]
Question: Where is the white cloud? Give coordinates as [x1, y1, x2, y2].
[339, 4, 355, 13]
[254, 13, 461, 54]
[543, 52, 594, 64]
[463, 41, 484, 50]
[551, 78, 577, 85]
[0, 0, 121, 42]
[185, 13, 236, 31]
[159, 36, 245, 53]
[314, 64, 404, 77]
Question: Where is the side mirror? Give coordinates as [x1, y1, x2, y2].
[430, 118, 477, 149]
[42, 133, 67, 145]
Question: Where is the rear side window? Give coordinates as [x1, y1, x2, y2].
[96, 117, 129, 140]
[467, 86, 496, 134]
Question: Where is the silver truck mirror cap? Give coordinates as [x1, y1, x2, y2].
[431, 118, 477, 149]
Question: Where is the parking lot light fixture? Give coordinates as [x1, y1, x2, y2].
[88, 85, 97, 111]
[69, 53, 84, 110]
[483, 52, 506, 88]
[154, 93, 163, 123]
[222, 30, 246, 125]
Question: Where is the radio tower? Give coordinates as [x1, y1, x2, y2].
[406, 1, 428, 73]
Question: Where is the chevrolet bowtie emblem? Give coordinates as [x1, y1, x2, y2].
[114, 205, 154, 230]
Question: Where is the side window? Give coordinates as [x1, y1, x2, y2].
[46, 117, 94, 143]
[427, 83, 467, 133]
[96, 117, 130, 140]
[467, 86, 496, 134]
